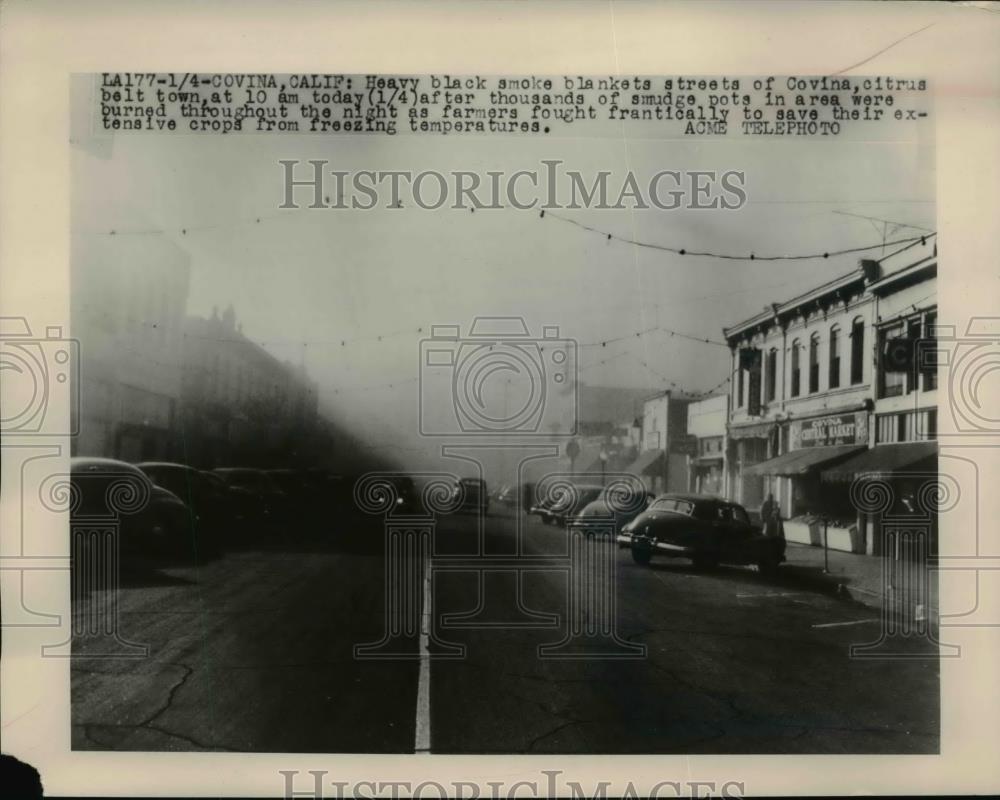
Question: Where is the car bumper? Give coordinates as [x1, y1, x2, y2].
[619, 534, 696, 556]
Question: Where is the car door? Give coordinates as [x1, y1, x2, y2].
[724, 503, 761, 564]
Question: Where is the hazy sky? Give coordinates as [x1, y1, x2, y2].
[72, 122, 934, 470]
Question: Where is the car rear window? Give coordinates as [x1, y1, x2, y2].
[651, 498, 694, 516]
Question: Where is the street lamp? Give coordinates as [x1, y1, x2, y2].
[599, 448, 608, 486]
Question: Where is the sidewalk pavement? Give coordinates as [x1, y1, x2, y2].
[779, 542, 939, 617]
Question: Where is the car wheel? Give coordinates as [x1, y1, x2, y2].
[756, 554, 780, 576]
[631, 546, 652, 565]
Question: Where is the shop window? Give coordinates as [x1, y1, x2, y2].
[828, 325, 841, 389]
[850, 317, 865, 384]
[790, 340, 801, 397]
[765, 348, 777, 402]
[808, 333, 820, 394]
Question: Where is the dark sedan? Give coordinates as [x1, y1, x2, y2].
[547, 484, 605, 527]
[137, 462, 229, 552]
[70, 457, 197, 559]
[619, 493, 785, 574]
[567, 485, 655, 536]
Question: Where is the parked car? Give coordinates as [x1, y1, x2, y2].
[547, 484, 605, 527]
[619, 493, 785, 574]
[567, 485, 655, 536]
[213, 468, 290, 526]
[136, 462, 229, 552]
[265, 468, 326, 520]
[199, 469, 252, 526]
[70, 457, 197, 559]
[529, 483, 580, 525]
[450, 477, 489, 514]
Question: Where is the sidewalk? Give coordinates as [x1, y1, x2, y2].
[778, 542, 939, 617]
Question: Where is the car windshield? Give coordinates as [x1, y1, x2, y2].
[650, 498, 695, 516]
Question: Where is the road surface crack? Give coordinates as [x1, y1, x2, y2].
[137, 662, 195, 728]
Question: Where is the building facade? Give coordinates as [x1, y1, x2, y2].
[626, 390, 693, 494]
[179, 306, 320, 468]
[686, 394, 729, 497]
[71, 229, 191, 461]
[723, 240, 937, 553]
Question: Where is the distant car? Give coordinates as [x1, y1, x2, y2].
[450, 477, 489, 514]
[547, 484, 605, 527]
[567, 486, 655, 536]
[213, 468, 289, 526]
[70, 457, 197, 559]
[619, 493, 785, 574]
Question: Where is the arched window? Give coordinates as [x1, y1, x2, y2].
[828, 325, 841, 389]
[790, 339, 801, 397]
[809, 333, 820, 393]
[850, 316, 865, 384]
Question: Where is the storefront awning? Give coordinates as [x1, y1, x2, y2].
[744, 444, 866, 477]
[821, 441, 938, 482]
[691, 455, 724, 467]
[624, 449, 664, 476]
[728, 421, 777, 441]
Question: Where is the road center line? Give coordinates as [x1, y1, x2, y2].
[812, 618, 880, 629]
[414, 550, 432, 754]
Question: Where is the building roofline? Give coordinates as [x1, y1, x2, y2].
[868, 255, 936, 295]
[723, 266, 867, 341]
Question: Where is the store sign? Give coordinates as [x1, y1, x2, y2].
[791, 412, 868, 448]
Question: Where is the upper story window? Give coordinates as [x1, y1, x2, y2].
[878, 308, 937, 399]
[764, 348, 777, 402]
[850, 317, 865, 385]
[790, 339, 801, 398]
[878, 322, 908, 398]
[808, 333, 820, 394]
[828, 325, 841, 389]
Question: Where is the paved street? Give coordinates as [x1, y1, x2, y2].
[71, 508, 939, 754]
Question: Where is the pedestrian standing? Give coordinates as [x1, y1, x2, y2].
[760, 492, 776, 535]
